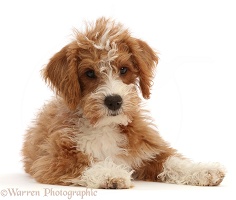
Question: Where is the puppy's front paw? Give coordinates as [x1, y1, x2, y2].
[71, 159, 133, 189]
[200, 168, 225, 186]
[100, 177, 132, 189]
[189, 163, 226, 186]
[158, 156, 226, 186]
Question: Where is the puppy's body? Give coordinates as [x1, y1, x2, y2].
[22, 18, 225, 188]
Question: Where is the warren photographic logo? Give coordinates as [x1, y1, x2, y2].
[1, 187, 98, 199]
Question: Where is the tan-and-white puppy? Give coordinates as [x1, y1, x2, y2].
[22, 18, 225, 189]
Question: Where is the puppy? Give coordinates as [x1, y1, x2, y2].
[22, 17, 225, 189]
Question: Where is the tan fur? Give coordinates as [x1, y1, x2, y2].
[22, 17, 225, 188]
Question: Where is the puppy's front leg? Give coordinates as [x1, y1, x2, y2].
[135, 154, 225, 186]
[125, 119, 225, 186]
[157, 156, 225, 186]
[69, 159, 133, 189]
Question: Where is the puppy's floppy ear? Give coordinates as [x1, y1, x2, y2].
[43, 43, 80, 110]
[130, 38, 158, 99]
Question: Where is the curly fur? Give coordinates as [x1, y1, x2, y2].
[22, 17, 225, 189]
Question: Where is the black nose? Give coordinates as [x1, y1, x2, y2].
[104, 95, 123, 111]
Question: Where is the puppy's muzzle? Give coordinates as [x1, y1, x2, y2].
[104, 95, 123, 111]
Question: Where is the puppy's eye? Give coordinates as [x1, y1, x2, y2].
[120, 67, 128, 75]
[85, 70, 96, 78]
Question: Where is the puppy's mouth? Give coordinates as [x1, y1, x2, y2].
[108, 110, 121, 117]
[94, 110, 131, 127]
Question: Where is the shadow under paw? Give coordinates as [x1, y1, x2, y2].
[100, 178, 131, 189]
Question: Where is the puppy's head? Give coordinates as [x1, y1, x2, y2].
[43, 18, 158, 126]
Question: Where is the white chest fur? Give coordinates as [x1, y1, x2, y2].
[74, 118, 128, 163]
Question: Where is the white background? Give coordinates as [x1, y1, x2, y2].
[0, 0, 235, 199]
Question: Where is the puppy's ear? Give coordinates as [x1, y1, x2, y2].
[130, 38, 158, 99]
[43, 44, 80, 110]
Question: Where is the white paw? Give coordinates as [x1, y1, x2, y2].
[68, 159, 133, 189]
[158, 156, 226, 186]
[194, 167, 225, 186]
[99, 177, 132, 189]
